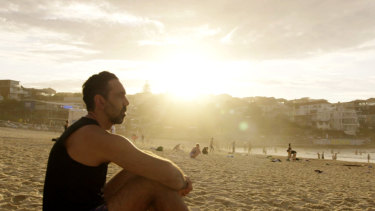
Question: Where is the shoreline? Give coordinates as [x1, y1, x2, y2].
[1, 127, 375, 210]
[0, 125, 373, 165]
[194, 149, 374, 165]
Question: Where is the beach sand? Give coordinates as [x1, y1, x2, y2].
[1, 127, 375, 210]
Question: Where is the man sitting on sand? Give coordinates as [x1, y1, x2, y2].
[43, 71, 192, 211]
[202, 147, 209, 155]
[291, 150, 297, 161]
[190, 144, 201, 158]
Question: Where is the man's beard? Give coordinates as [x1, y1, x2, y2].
[106, 103, 127, 124]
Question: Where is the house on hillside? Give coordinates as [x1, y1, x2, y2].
[289, 99, 359, 135]
[291, 100, 332, 127]
[258, 101, 290, 118]
[0, 80, 29, 100]
[23, 87, 56, 98]
[345, 100, 375, 130]
[331, 105, 359, 135]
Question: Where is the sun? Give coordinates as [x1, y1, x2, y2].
[151, 51, 223, 101]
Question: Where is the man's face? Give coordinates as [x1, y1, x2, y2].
[104, 79, 129, 124]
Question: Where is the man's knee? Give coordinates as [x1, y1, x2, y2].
[106, 176, 182, 210]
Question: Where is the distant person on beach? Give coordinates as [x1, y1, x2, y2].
[52, 120, 69, 141]
[209, 137, 214, 152]
[291, 150, 297, 161]
[110, 125, 116, 134]
[190, 144, 201, 158]
[322, 152, 325, 159]
[52, 121, 69, 142]
[286, 143, 297, 161]
[287, 143, 292, 160]
[317, 152, 320, 159]
[131, 133, 138, 142]
[43, 71, 192, 211]
[173, 144, 182, 151]
[368, 154, 371, 163]
[64, 120, 69, 131]
[202, 147, 209, 155]
[332, 153, 337, 160]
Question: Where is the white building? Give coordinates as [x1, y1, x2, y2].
[291, 100, 332, 127]
[331, 106, 359, 135]
[315, 109, 331, 130]
[290, 100, 359, 135]
[0, 80, 29, 100]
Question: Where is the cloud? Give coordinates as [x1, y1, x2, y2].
[1, 0, 375, 62]
[221, 27, 238, 44]
[23, 79, 84, 92]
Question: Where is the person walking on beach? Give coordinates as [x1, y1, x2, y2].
[332, 153, 337, 160]
[368, 154, 371, 163]
[209, 137, 214, 152]
[43, 71, 192, 211]
[247, 142, 252, 154]
[287, 143, 292, 160]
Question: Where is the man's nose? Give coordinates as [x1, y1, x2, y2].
[123, 96, 130, 106]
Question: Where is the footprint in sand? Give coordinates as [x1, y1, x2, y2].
[12, 194, 27, 204]
[192, 196, 205, 205]
[22, 181, 32, 186]
[1, 202, 18, 209]
[214, 197, 234, 206]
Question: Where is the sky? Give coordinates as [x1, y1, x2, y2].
[1, 0, 375, 103]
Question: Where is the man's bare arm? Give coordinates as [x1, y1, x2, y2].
[89, 130, 187, 190]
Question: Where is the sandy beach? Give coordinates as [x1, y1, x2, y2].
[1, 127, 375, 210]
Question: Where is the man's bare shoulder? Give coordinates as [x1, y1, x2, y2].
[67, 124, 133, 165]
[77, 124, 131, 144]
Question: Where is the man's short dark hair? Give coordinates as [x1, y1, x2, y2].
[82, 71, 118, 111]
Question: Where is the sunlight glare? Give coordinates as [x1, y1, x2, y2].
[153, 51, 220, 101]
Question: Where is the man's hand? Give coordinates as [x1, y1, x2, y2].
[179, 176, 193, 197]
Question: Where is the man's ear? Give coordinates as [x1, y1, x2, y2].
[94, 95, 106, 110]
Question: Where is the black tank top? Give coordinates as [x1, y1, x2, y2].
[43, 117, 108, 211]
